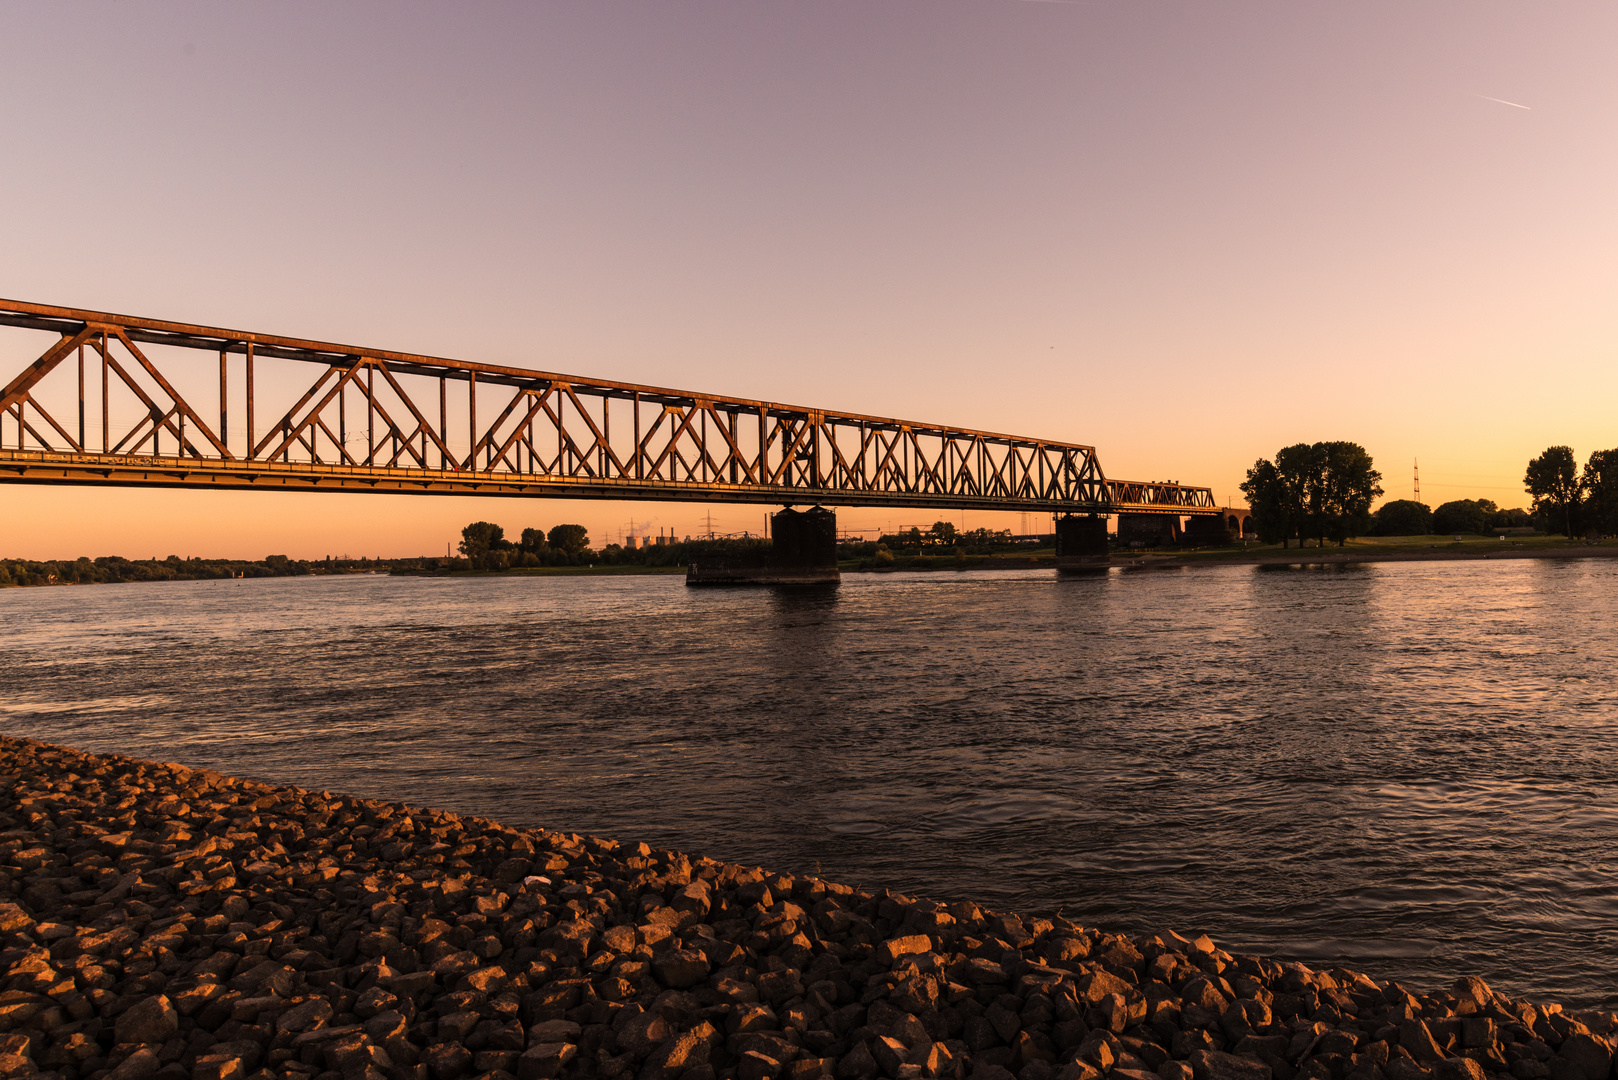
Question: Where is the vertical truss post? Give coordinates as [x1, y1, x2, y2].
[100, 334, 109, 452]
[758, 407, 768, 485]
[218, 348, 228, 457]
[811, 414, 820, 488]
[77, 344, 85, 450]
[633, 392, 642, 479]
[438, 377, 447, 470]
[245, 343, 255, 461]
[366, 363, 375, 467]
[468, 371, 477, 472]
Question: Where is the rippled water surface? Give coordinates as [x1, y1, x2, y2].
[4, 562, 1618, 1005]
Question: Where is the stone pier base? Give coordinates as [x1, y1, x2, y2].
[1117, 512, 1181, 548]
[686, 506, 840, 586]
[1055, 514, 1110, 571]
[1181, 514, 1235, 547]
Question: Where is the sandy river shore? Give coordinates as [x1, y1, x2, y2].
[2, 738, 1614, 1080]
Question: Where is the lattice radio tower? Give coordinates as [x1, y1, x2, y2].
[1414, 458, 1421, 504]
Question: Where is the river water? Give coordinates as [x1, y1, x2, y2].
[3, 561, 1617, 1006]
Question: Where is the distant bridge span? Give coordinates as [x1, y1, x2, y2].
[0, 300, 1216, 517]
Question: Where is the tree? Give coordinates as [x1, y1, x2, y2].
[459, 521, 506, 560]
[518, 528, 549, 554]
[1524, 446, 1580, 537]
[1432, 499, 1490, 536]
[1240, 459, 1295, 546]
[1371, 500, 1432, 536]
[1274, 443, 1323, 544]
[1313, 441, 1382, 545]
[1584, 449, 1618, 537]
[931, 521, 959, 544]
[547, 524, 590, 557]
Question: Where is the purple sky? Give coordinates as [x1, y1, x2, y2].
[3, 2, 1615, 557]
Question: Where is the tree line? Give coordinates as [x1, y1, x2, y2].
[456, 521, 775, 570]
[457, 521, 593, 570]
[1368, 499, 1530, 537]
[0, 554, 424, 588]
[1241, 442, 1618, 545]
[1373, 447, 1618, 538]
[877, 521, 1018, 552]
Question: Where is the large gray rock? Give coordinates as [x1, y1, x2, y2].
[1190, 1049, 1273, 1080]
[837, 1040, 879, 1080]
[652, 948, 711, 989]
[516, 1042, 575, 1080]
[1433, 1059, 1486, 1080]
[1401, 1019, 1448, 1065]
[640, 1029, 711, 1080]
[107, 1048, 161, 1080]
[1556, 1034, 1616, 1080]
[113, 995, 178, 1045]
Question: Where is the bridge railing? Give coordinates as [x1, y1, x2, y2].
[0, 300, 1216, 514]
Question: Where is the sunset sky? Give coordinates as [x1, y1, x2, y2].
[3, 2, 1615, 559]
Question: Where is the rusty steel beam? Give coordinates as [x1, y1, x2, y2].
[0, 299, 1219, 515]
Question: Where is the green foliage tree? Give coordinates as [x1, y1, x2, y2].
[459, 521, 515, 569]
[931, 520, 959, 544]
[1371, 499, 1432, 536]
[518, 527, 549, 554]
[459, 521, 505, 559]
[1242, 441, 1381, 547]
[1241, 459, 1290, 546]
[1273, 443, 1322, 544]
[1313, 441, 1383, 545]
[1583, 449, 1618, 537]
[1432, 499, 1491, 536]
[547, 524, 590, 557]
[1524, 446, 1581, 537]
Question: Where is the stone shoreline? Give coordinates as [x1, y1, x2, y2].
[2, 737, 1614, 1080]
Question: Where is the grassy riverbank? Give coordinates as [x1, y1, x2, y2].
[840, 535, 1618, 573]
[1106, 535, 1618, 569]
[3, 736, 1616, 1080]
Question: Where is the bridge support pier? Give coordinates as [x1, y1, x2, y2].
[1181, 514, 1234, 547]
[1117, 513, 1181, 548]
[1054, 513, 1109, 571]
[686, 506, 840, 586]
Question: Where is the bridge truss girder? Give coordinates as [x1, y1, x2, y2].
[0, 300, 1217, 516]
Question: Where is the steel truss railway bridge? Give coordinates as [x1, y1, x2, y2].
[0, 300, 1217, 576]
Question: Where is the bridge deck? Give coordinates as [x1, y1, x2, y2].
[0, 300, 1216, 515]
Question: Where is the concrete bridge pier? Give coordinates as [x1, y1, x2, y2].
[1116, 513, 1181, 548]
[1054, 513, 1110, 571]
[1181, 514, 1235, 547]
[767, 506, 840, 583]
[686, 506, 840, 586]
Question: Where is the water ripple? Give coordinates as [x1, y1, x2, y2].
[3, 561, 1618, 1005]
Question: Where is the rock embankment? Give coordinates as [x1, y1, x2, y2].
[1, 737, 1614, 1080]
